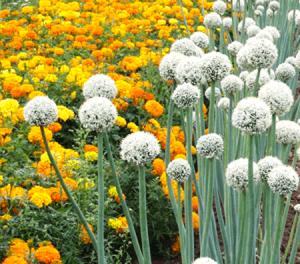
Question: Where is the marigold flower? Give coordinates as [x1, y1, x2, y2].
[152, 158, 166, 176]
[2, 256, 27, 264]
[84, 151, 98, 161]
[35, 246, 61, 264]
[30, 192, 52, 208]
[144, 100, 164, 117]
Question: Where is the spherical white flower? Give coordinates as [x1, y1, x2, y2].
[263, 26, 280, 41]
[257, 5, 264, 12]
[268, 166, 299, 195]
[285, 56, 298, 67]
[263, 0, 270, 3]
[236, 46, 250, 70]
[258, 81, 293, 116]
[24, 96, 58, 127]
[221, 74, 243, 94]
[254, 10, 263, 16]
[223, 17, 233, 30]
[204, 12, 222, 29]
[170, 38, 203, 57]
[79, 97, 117, 132]
[238, 18, 256, 33]
[205, 86, 221, 101]
[226, 158, 260, 191]
[288, 10, 300, 22]
[232, 97, 272, 135]
[268, 1, 280, 11]
[245, 69, 270, 91]
[171, 83, 200, 109]
[266, 8, 276, 18]
[218, 97, 230, 111]
[255, 0, 264, 5]
[166, 159, 191, 182]
[190, 32, 209, 49]
[232, 0, 245, 12]
[196, 133, 224, 159]
[239, 71, 249, 82]
[255, 31, 273, 41]
[120, 131, 160, 166]
[159, 52, 186, 81]
[200, 52, 232, 82]
[295, 50, 300, 68]
[247, 25, 261, 38]
[258, 156, 283, 181]
[83, 74, 117, 100]
[176, 56, 206, 85]
[213, 0, 227, 15]
[275, 63, 296, 83]
[294, 204, 300, 213]
[228, 41, 243, 56]
[192, 257, 218, 264]
[276, 121, 300, 144]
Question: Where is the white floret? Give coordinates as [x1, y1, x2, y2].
[236, 46, 250, 70]
[263, 26, 280, 40]
[192, 257, 218, 264]
[257, 156, 283, 181]
[245, 69, 270, 92]
[285, 56, 298, 67]
[228, 41, 243, 56]
[205, 86, 221, 101]
[190, 32, 209, 49]
[275, 63, 296, 83]
[213, 0, 227, 15]
[257, 5, 264, 12]
[171, 38, 203, 57]
[288, 10, 300, 22]
[159, 52, 186, 81]
[294, 204, 300, 213]
[171, 83, 200, 109]
[204, 12, 222, 29]
[196, 133, 224, 159]
[238, 18, 256, 33]
[255, 31, 273, 42]
[247, 25, 261, 38]
[268, 1, 280, 11]
[167, 159, 191, 182]
[239, 71, 249, 82]
[218, 97, 230, 111]
[232, 0, 245, 12]
[223, 17, 232, 30]
[266, 8, 276, 18]
[221, 74, 243, 94]
[254, 10, 263, 16]
[276, 121, 300, 144]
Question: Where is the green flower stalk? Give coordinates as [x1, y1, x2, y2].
[288, 207, 300, 264]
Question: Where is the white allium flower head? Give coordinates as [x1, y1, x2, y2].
[269, 1, 280, 11]
[223, 17, 232, 30]
[221, 74, 243, 94]
[263, 0, 270, 3]
[268, 166, 299, 195]
[255, 0, 264, 5]
[24, 96, 58, 127]
[263, 26, 280, 40]
[192, 257, 218, 264]
[226, 158, 260, 191]
[218, 97, 230, 111]
[236, 46, 250, 70]
[196, 133, 224, 159]
[170, 38, 203, 57]
[204, 12, 222, 29]
[257, 5, 264, 11]
[288, 10, 300, 22]
[171, 83, 200, 109]
[79, 97, 117, 132]
[258, 156, 283, 181]
[258, 81, 293, 116]
[295, 50, 300, 68]
[176, 56, 206, 85]
[247, 25, 261, 38]
[254, 10, 263, 16]
[166, 159, 191, 183]
[200, 52, 232, 82]
[276, 121, 300, 144]
[275, 63, 296, 83]
[228, 41, 243, 56]
[120, 131, 160, 166]
[285, 56, 298, 67]
[159, 52, 186, 81]
[255, 31, 273, 42]
[232, 97, 272, 135]
[190, 32, 209, 49]
[246, 38, 278, 69]
[238, 18, 256, 33]
[205, 86, 221, 101]
[266, 8, 276, 18]
[83, 74, 117, 100]
[239, 71, 249, 82]
[294, 204, 300, 213]
[232, 0, 245, 12]
[213, 0, 227, 15]
[295, 15, 300, 25]
[246, 69, 270, 91]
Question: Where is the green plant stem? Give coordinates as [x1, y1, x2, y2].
[292, 142, 299, 168]
[138, 166, 151, 264]
[177, 0, 190, 36]
[40, 127, 98, 251]
[177, 183, 187, 264]
[288, 214, 300, 264]
[253, 68, 261, 96]
[236, 191, 247, 264]
[209, 29, 215, 52]
[104, 133, 144, 264]
[208, 82, 215, 133]
[271, 114, 276, 156]
[97, 133, 106, 264]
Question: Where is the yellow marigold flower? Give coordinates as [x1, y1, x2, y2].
[115, 116, 127, 127]
[2, 256, 27, 264]
[1, 214, 12, 221]
[115, 216, 128, 234]
[35, 246, 61, 264]
[0, 158, 8, 164]
[197, 25, 207, 34]
[9, 238, 29, 258]
[28, 126, 52, 145]
[44, 74, 58, 83]
[57, 177, 78, 190]
[0, 174, 3, 185]
[169, 18, 178, 25]
[108, 218, 122, 230]
[144, 100, 164, 117]
[0, 99, 19, 118]
[70, 91, 77, 100]
[84, 151, 98, 162]
[174, 154, 187, 160]
[78, 178, 95, 189]
[60, 65, 69, 73]
[57, 105, 75, 121]
[127, 122, 139, 133]
[40, 151, 64, 164]
[191, 146, 197, 155]
[53, 48, 64, 55]
[28, 91, 45, 100]
[66, 159, 80, 170]
[30, 192, 52, 208]
[108, 186, 118, 198]
[1, 59, 11, 69]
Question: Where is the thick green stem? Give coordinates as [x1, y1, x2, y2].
[177, 184, 187, 264]
[253, 68, 261, 96]
[288, 214, 300, 264]
[209, 29, 215, 52]
[236, 191, 247, 264]
[271, 114, 276, 156]
[208, 82, 215, 133]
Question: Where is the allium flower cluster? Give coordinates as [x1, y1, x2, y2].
[294, 204, 300, 213]
[213, 0, 227, 15]
[285, 56, 298, 67]
[159, 52, 185, 81]
[232, 0, 245, 12]
[254, 10, 263, 17]
[257, 5, 264, 12]
[166, 159, 191, 182]
[221, 74, 243, 94]
[232, 97, 272, 135]
[236, 46, 250, 70]
[223, 17, 233, 30]
[120, 131, 160, 166]
[200, 52, 232, 82]
[204, 12, 222, 29]
[258, 81, 293, 116]
[83, 74, 117, 100]
[176, 56, 206, 85]
[205, 87, 221, 101]
[247, 25, 261, 38]
[245, 69, 270, 91]
[226, 158, 260, 191]
[288, 10, 300, 22]
[255, 31, 273, 42]
[263, 26, 280, 41]
[276, 121, 300, 144]
[24, 96, 58, 127]
[257, 156, 283, 182]
[269, 1, 280, 11]
[268, 166, 299, 195]
[192, 257, 218, 264]
[171, 83, 200, 109]
[228, 41, 243, 56]
[218, 97, 230, 111]
[196, 133, 224, 159]
[238, 18, 256, 33]
[170, 38, 203, 57]
[239, 71, 249, 82]
[79, 97, 117, 133]
[275, 63, 296, 83]
[190, 32, 209, 49]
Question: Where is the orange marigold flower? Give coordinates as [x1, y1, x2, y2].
[53, 48, 64, 55]
[84, 145, 98, 153]
[192, 196, 199, 212]
[35, 246, 61, 264]
[152, 158, 165, 176]
[171, 236, 180, 253]
[144, 100, 164, 117]
[47, 122, 62, 133]
[79, 224, 94, 244]
[2, 256, 27, 264]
